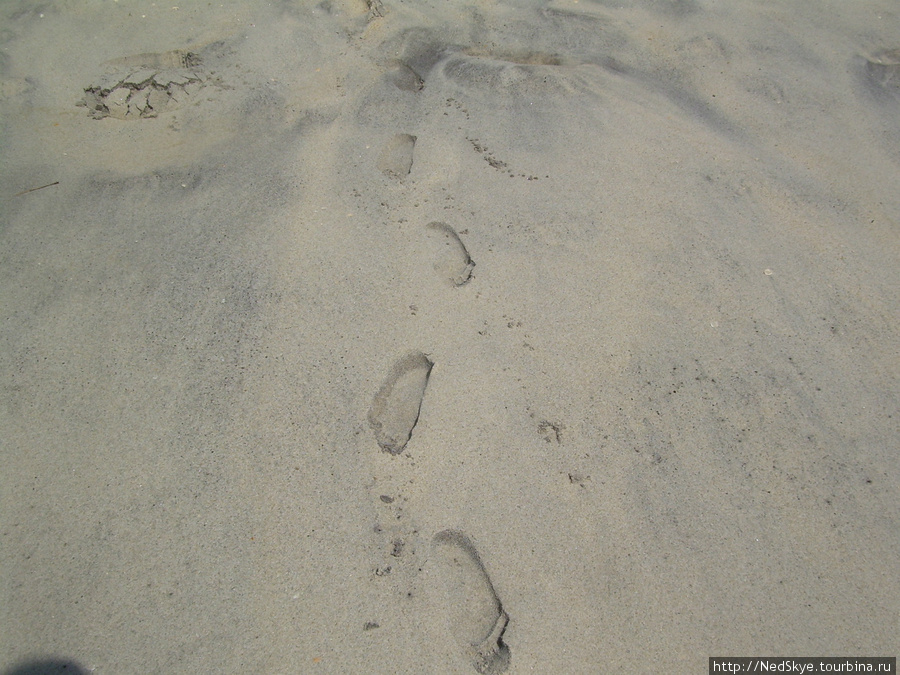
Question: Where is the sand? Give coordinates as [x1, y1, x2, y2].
[1, 0, 898, 673]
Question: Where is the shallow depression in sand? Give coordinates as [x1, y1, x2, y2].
[439, 51, 602, 101]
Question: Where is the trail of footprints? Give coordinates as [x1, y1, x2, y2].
[78, 13, 900, 671]
[367, 126, 507, 673]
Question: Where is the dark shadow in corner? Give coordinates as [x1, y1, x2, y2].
[3, 659, 88, 675]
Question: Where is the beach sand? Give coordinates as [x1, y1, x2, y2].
[1, 1, 898, 672]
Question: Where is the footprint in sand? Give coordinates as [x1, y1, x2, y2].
[387, 63, 426, 92]
[378, 133, 417, 178]
[864, 48, 900, 92]
[426, 222, 475, 286]
[78, 48, 207, 120]
[433, 530, 510, 675]
[368, 351, 433, 454]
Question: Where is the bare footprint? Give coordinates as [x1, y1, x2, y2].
[79, 48, 206, 120]
[865, 48, 900, 90]
[368, 352, 433, 454]
[426, 222, 475, 286]
[432, 530, 510, 675]
[378, 133, 417, 178]
[387, 63, 425, 92]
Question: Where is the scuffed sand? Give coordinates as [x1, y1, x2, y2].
[1, 1, 898, 672]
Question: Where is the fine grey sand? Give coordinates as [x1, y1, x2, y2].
[1, 0, 898, 673]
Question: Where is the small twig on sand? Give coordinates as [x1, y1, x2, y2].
[14, 181, 59, 197]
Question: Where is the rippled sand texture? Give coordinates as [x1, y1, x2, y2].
[1, 0, 898, 673]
